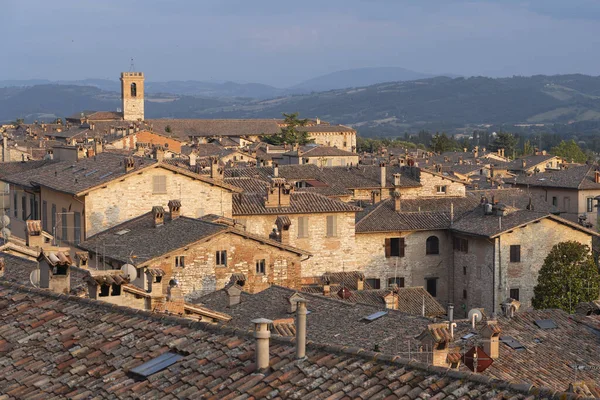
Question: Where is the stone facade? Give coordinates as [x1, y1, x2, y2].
[452, 218, 593, 317]
[121, 72, 145, 121]
[136, 231, 303, 297]
[106, 130, 183, 154]
[236, 212, 356, 277]
[401, 171, 466, 199]
[85, 166, 233, 237]
[308, 130, 357, 152]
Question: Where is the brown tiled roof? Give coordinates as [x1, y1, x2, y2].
[297, 125, 356, 133]
[145, 119, 282, 138]
[506, 154, 559, 171]
[515, 165, 600, 190]
[285, 145, 357, 158]
[0, 281, 565, 399]
[0, 160, 56, 179]
[224, 177, 269, 193]
[0, 252, 38, 286]
[233, 192, 361, 215]
[84, 272, 130, 286]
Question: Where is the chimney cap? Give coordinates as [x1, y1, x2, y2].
[251, 317, 273, 324]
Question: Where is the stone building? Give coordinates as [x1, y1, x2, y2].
[121, 72, 145, 121]
[0, 152, 240, 243]
[77, 203, 308, 297]
[274, 145, 359, 167]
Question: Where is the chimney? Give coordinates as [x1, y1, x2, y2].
[463, 147, 467, 153]
[168, 200, 181, 220]
[448, 304, 456, 339]
[295, 299, 308, 358]
[252, 318, 272, 369]
[393, 191, 401, 212]
[316, 117, 321, 125]
[152, 206, 165, 227]
[323, 280, 331, 296]
[210, 158, 223, 180]
[521, 159, 526, 169]
[526, 197, 534, 211]
[384, 291, 399, 310]
[125, 157, 135, 172]
[25, 220, 44, 249]
[595, 171, 600, 184]
[76, 252, 89, 268]
[393, 173, 401, 187]
[502, 298, 521, 318]
[276, 216, 290, 244]
[0, 257, 4, 278]
[500, 148, 505, 158]
[155, 147, 164, 162]
[226, 284, 242, 307]
[357, 274, 364, 291]
[273, 163, 279, 177]
[480, 321, 501, 359]
[265, 179, 292, 208]
[94, 139, 103, 155]
[417, 323, 452, 367]
[166, 280, 185, 315]
[189, 152, 197, 167]
[371, 189, 381, 204]
[542, 150, 547, 156]
[474, 146, 479, 158]
[380, 162, 386, 189]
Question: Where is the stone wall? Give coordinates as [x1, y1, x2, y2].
[85, 166, 233, 237]
[309, 131, 357, 152]
[236, 212, 356, 277]
[142, 231, 302, 297]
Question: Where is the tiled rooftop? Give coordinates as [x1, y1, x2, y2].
[514, 165, 600, 190]
[233, 191, 362, 215]
[0, 281, 569, 399]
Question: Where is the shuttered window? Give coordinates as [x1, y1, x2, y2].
[385, 238, 405, 257]
[256, 259, 266, 274]
[510, 245, 521, 262]
[42, 201, 48, 231]
[216, 250, 227, 266]
[453, 237, 468, 253]
[152, 175, 167, 194]
[73, 212, 81, 245]
[326, 215, 337, 237]
[61, 208, 67, 241]
[51, 204, 56, 235]
[297, 216, 309, 238]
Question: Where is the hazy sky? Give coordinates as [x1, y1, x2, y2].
[3, 0, 600, 87]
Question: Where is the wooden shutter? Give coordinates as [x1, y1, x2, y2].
[385, 238, 391, 258]
[399, 238, 405, 257]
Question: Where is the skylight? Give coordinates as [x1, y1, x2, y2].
[500, 336, 525, 350]
[129, 352, 184, 379]
[534, 319, 557, 330]
[84, 169, 99, 177]
[362, 311, 388, 322]
[115, 229, 130, 236]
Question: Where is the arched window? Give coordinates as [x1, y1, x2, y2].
[426, 236, 439, 255]
[130, 82, 137, 97]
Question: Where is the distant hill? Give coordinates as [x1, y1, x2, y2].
[4, 74, 600, 136]
[289, 67, 448, 92]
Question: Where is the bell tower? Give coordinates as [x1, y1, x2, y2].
[120, 71, 145, 121]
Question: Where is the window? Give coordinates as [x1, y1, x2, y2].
[13, 192, 17, 217]
[297, 216, 309, 238]
[340, 159, 346, 167]
[152, 175, 167, 194]
[366, 278, 381, 289]
[111, 284, 121, 296]
[42, 201, 48, 231]
[510, 245, 521, 262]
[21, 196, 26, 220]
[463, 289, 468, 299]
[388, 277, 405, 288]
[552, 196, 557, 207]
[73, 212, 81, 245]
[453, 237, 468, 253]
[61, 208, 68, 241]
[385, 237, 405, 257]
[436, 185, 447, 194]
[99, 284, 110, 297]
[463, 266, 467, 275]
[256, 259, 266, 275]
[426, 236, 439, 255]
[51, 204, 56, 235]
[426, 278, 437, 297]
[510, 288, 520, 301]
[55, 265, 68, 275]
[175, 256, 185, 268]
[326, 215, 337, 237]
[216, 250, 227, 267]
[130, 82, 137, 97]
[588, 198, 594, 213]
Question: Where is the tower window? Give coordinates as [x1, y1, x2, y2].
[131, 82, 137, 97]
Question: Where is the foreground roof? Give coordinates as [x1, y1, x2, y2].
[0, 281, 568, 399]
[145, 119, 282, 138]
[514, 165, 600, 190]
[233, 191, 362, 215]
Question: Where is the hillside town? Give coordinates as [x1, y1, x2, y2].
[0, 70, 599, 399]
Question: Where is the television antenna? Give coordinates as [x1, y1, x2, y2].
[129, 58, 135, 71]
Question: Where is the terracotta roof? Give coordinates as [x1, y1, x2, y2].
[84, 272, 130, 286]
[0, 281, 568, 399]
[233, 191, 362, 215]
[145, 119, 282, 138]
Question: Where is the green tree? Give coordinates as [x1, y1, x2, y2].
[264, 112, 313, 146]
[532, 241, 600, 313]
[164, 125, 172, 133]
[430, 133, 458, 153]
[550, 140, 587, 163]
[522, 140, 534, 156]
[490, 132, 518, 159]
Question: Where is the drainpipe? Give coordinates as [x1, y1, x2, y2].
[252, 318, 272, 369]
[296, 299, 308, 359]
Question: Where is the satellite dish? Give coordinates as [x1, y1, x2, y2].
[120, 264, 137, 281]
[30, 269, 40, 288]
[0, 215, 10, 228]
[168, 278, 179, 288]
[468, 308, 483, 328]
[1, 227, 11, 241]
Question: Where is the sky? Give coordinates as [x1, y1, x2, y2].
[3, 0, 600, 87]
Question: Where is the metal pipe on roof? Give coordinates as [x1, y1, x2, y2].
[296, 299, 308, 359]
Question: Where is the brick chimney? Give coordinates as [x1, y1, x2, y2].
[26, 220, 44, 248]
[210, 157, 223, 180]
[371, 189, 381, 204]
[357, 274, 365, 291]
[152, 206, 165, 227]
[393, 191, 401, 212]
[480, 321, 501, 359]
[266, 179, 292, 208]
[189, 152, 197, 167]
[166, 280, 185, 315]
[38, 250, 72, 294]
[417, 323, 452, 367]
[384, 290, 399, 310]
[75, 252, 89, 268]
[168, 199, 181, 220]
[154, 147, 164, 162]
[125, 157, 135, 172]
[276, 216, 291, 244]
[252, 318, 273, 369]
[380, 162, 386, 189]
[223, 283, 241, 307]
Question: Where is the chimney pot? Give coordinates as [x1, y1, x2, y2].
[393, 190, 401, 212]
[168, 199, 181, 220]
[295, 299, 308, 359]
[226, 284, 242, 307]
[252, 318, 273, 369]
[380, 162, 386, 189]
[152, 206, 165, 227]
